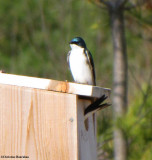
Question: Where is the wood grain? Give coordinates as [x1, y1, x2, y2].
[77, 99, 97, 160]
[0, 73, 110, 160]
[0, 84, 78, 160]
[0, 73, 111, 99]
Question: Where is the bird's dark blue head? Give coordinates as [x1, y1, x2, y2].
[69, 37, 86, 48]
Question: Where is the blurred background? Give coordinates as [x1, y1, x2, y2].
[0, 0, 152, 159]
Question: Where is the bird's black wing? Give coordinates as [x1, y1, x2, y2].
[84, 49, 96, 85]
[84, 95, 111, 119]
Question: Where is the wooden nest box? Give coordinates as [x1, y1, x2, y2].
[0, 73, 110, 160]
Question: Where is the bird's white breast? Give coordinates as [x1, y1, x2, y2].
[69, 45, 93, 85]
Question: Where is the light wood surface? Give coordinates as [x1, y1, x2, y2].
[0, 84, 78, 160]
[77, 99, 97, 160]
[0, 73, 111, 159]
[0, 73, 110, 98]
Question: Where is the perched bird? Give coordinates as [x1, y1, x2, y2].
[67, 37, 96, 86]
[67, 37, 110, 118]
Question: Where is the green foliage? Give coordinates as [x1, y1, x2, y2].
[126, 85, 152, 160]
[0, 0, 112, 85]
[115, 84, 152, 160]
[0, 0, 152, 159]
[97, 84, 152, 159]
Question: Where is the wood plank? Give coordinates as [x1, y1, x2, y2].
[0, 73, 110, 98]
[77, 99, 97, 160]
[0, 84, 78, 160]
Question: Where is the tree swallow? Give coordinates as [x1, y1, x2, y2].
[67, 37, 96, 86]
[67, 37, 110, 118]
